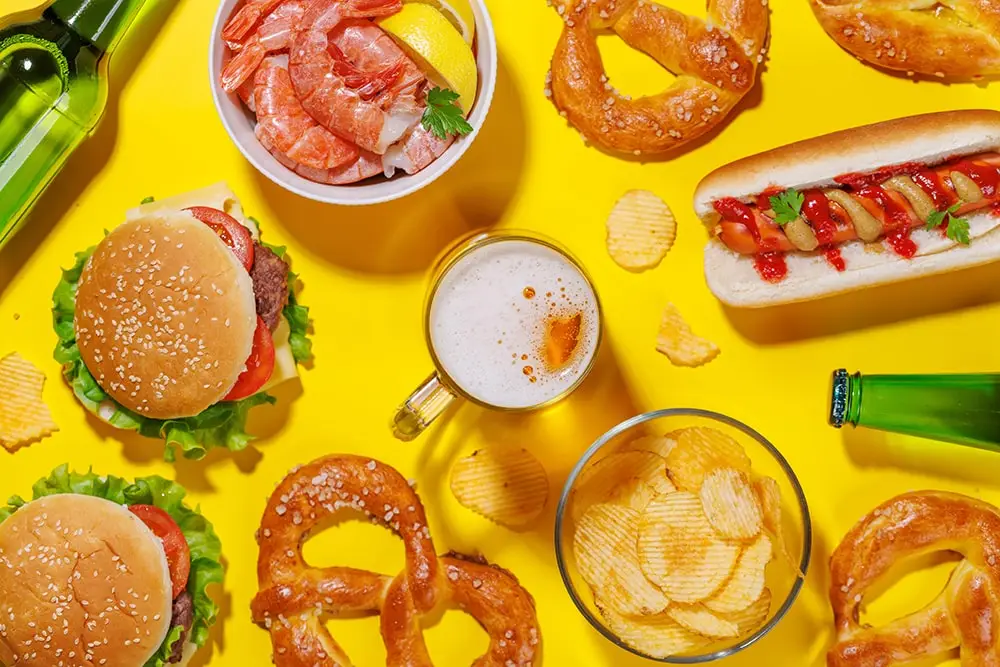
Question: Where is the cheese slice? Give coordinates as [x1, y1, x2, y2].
[126, 182, 260, 240]
[261, 317, 299, 393]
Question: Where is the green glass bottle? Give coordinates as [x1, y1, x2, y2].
[0, 0, 147, 248]
[829, 369, 1000, 450]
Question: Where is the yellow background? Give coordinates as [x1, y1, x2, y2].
[2, 0, 1000, 663]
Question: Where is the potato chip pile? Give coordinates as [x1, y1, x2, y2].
[570, 426, 791, 658]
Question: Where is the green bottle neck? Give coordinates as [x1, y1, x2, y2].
[829, 369, 1000, 449]
[47, 0, 146, 54]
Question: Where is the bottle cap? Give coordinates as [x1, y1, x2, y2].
[829, 368, 848, 428]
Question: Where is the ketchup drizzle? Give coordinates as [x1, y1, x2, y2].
[753, 252, 787, 283]
[801, 190, 838, 245]
[854, 185, 917, 258]
[824, 247, 846, 272]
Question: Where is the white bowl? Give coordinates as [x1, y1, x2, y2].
[208, 0, 498, 206]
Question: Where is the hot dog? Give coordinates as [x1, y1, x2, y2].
[693, 110, 1000, 307]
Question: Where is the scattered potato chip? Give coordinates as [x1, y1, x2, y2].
[705, 533, 771, 614]
[700, 468, 763, 540]
[720, 587, 772, 636]
[606, 189, 677, 272]
[638, 492, 740, 603]
[0, 352, 58, 451]
[655, 303, 720, 368]
[449, 446, 549, 527]
[621, 434, 677, 459]
[753, 475, 799, 573]
[667, 427, 751, 492]
[597, 598, 709, 658]
[572, 451, 672, 520]
[574, 504, 638, 590]
[600, 524, 670, 616]
[666, 603, 739, 638]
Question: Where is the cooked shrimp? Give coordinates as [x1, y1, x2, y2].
[221, 0, 305, 93]
[273, 147, 385, 184]
[289, 0, 428, 154]
[223, 0, 286, 46]
[383, 125, 453, 177]
[254, 57, 360, 171]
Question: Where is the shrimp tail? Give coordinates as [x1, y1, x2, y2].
[343, 0, 403, 18]
[221, 39, 266, 92]
[222, 0, 284, 43]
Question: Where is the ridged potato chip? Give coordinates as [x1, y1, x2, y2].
[700, 468, 763, 540]
[597, 599, 709, 658]
[572, 451, 673, 520]
[655, 303, 720, 368]
[666, 603, 739, 638]
[0, 352, 58, 451]
[606, 189, 677, 272]
[638, 492, 740, 603]
[574, 504, 638, 589]
[600, 525, 670, 616]
[621, 434, 677, 460]
[753, 475, 799, 573]
[705, 533, 771, 614]
[449, 446, 550, 527]
[720, 587, 772, 636]
[667, 427, 751, 492]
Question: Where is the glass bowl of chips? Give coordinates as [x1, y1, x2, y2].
[554, 408, 811, 663]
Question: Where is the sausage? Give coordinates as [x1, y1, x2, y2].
[713, 154, 1000, 254]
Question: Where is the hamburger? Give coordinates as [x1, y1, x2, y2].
[0, 466, 223, 667]
[52, 184, 311, 459]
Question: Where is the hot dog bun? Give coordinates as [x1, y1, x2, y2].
[694, 110, 1000, 307]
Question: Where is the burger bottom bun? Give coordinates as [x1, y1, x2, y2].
[705, 211, 1000, 307]
[0, 494, 174, 667]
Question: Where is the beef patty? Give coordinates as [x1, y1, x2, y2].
[250, 243, 289, 331]
[167, 591, 195, 663]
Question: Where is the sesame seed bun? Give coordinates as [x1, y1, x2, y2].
[0, 494, 174, 667]
[74, 212, 257, 419]
[693, 109, 1000, 220]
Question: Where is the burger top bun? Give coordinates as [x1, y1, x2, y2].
[74, 211, 257, 419]
[693, 109, 1000, 220]
[0, 494, 174, 667]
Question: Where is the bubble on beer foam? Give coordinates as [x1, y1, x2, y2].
[429, 240, 600, 409]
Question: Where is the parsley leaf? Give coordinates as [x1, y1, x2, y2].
[925, 203, 969, 245]
[140, 196, 155, 204]
[925, 209, 946, 230]
[421, 87, 473, 140]
[768, 189, 804, 225]
[947, 216, 971, 245]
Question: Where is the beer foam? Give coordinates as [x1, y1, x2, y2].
[429, 239, 600, 409]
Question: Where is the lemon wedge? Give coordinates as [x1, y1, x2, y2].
[407, 0, 475, 45]
[380, 4, 478, 114]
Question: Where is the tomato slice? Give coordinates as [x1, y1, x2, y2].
[224, 316, 275, 401]
[129, 504, 191, 599]
[184, 206, 254, 271]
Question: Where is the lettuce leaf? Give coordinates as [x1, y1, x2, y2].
[51, 228, 308, 460]
[0, 466, 224, 667]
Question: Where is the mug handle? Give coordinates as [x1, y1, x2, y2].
[391, 372, 458, 441]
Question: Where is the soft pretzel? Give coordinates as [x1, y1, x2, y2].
[381, 553, 542, 666]
[828, 491, 1000, 666]
[809, 0, 1000, 79]
[547, 0, 768, 156]
[253, 455, 542, 667]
